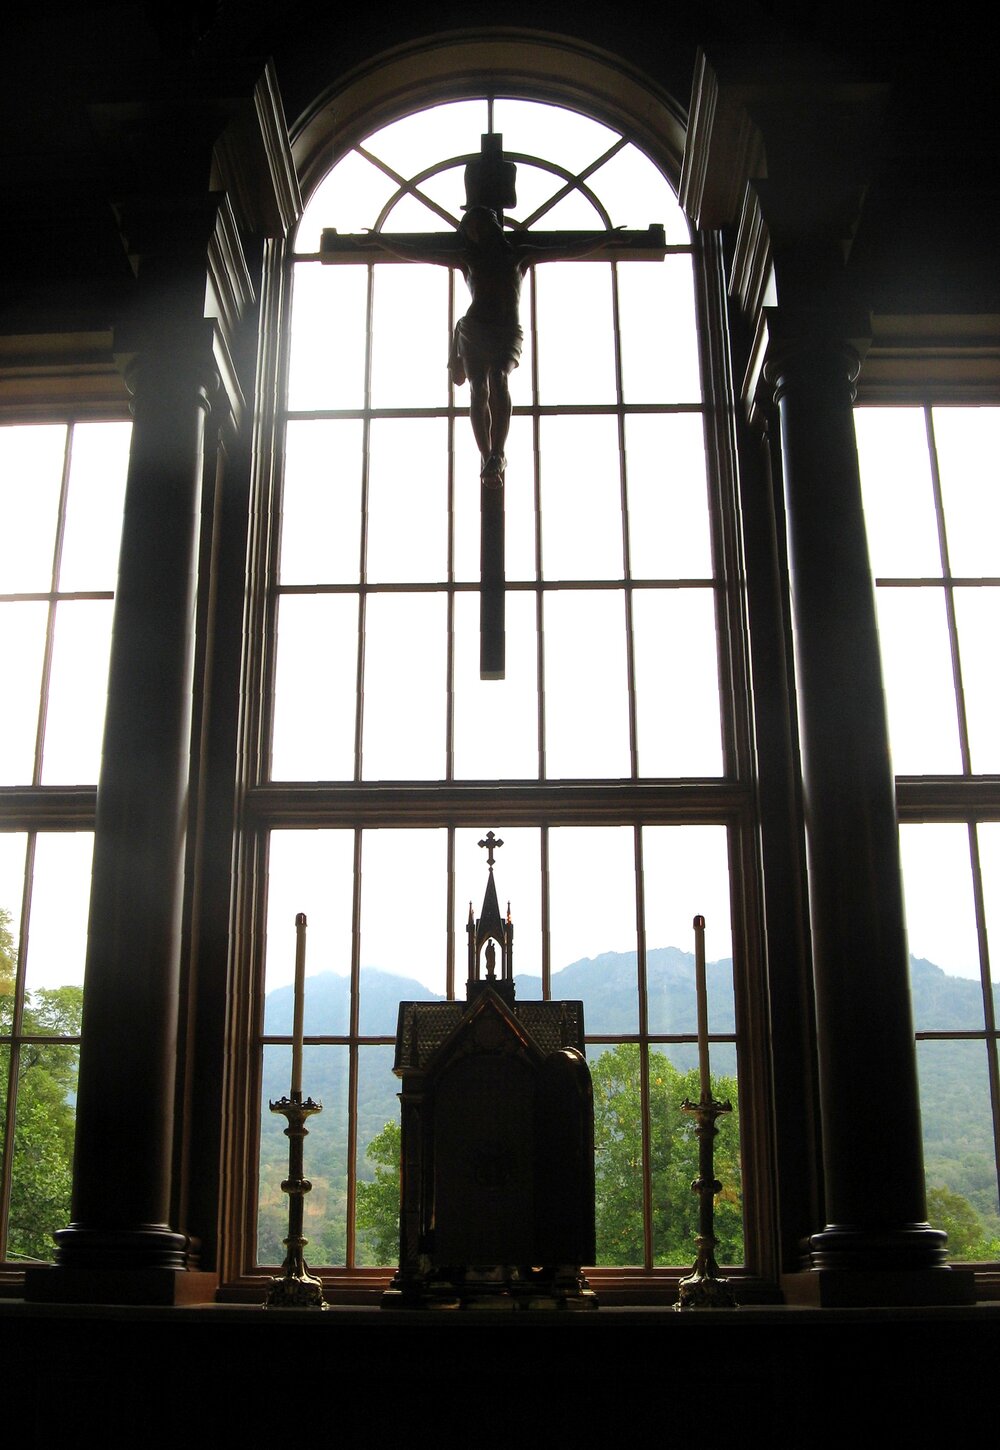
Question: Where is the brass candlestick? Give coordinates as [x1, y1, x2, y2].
[263, 1091, 327, 1309]
[675, 1090, 738, 1309]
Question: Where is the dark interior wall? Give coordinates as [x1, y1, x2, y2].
[6, 3, 999, 331]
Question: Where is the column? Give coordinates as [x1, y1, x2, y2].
[764, 312, 962, 1293]
[28, 201, 228, 1299]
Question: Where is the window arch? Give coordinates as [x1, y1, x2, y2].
[237, 73, 761, 1294]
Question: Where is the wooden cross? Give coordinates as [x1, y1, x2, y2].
[321, 134, 666, 680]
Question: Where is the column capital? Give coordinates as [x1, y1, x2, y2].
[111, 191, 250, 432]
[743, 305, 871, 425]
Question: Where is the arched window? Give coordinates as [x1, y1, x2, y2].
[240, 87, 758, 1291]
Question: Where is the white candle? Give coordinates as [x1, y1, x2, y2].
[694, 913, 711, 1101]
[291, 912, 307, 1097]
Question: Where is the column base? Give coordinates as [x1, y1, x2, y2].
[808, 1221, 948, 1271]
[52, 1222, 196, 1270]
[23, 1265, 218, 1306]
[782, 1267, 976, 1308]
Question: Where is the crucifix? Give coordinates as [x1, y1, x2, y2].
[321, 134, 667, 679]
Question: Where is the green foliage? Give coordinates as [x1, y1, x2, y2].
[355, 1120, 400, 1267]
[0, 908, 83, 1262]
[927, 1183, 1000, 1263]
[591, 1043, 743, 1267]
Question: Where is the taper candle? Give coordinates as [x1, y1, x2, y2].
[291, 912, 307, 1097]
[694, 913, 710, 1100]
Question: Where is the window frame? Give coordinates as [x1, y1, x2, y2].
[0, 402, 131, 1274]
[220, 86, 772, 1302]
[855, 397, 1000, 1263]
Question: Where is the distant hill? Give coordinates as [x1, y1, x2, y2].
[260, 950, 997, 1217]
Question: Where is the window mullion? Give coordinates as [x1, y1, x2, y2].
[926, 406, 973, 776]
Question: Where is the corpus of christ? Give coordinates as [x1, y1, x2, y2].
[321, 133, 666, 679]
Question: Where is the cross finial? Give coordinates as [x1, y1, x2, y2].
[478, 830, 503, 868]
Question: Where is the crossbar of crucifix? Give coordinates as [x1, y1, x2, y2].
[318, 134, 667, 680]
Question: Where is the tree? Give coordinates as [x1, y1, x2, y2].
[355, 1120, 400, 1266]
[0, 907, 83, 1262]
[927, 1184, 1000, 1263]
[591, 1043, 743, 1267]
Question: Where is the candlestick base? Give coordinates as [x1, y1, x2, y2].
[263, 1093, 327, 1310]
[264, 1268, 328, 1309]
[674, 1093, 739, 1310]
[676, 1257, 739, 1310]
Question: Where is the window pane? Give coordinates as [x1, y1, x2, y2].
[508, 162, 605, 229]
[633, 589, 722, 777]
[23, 833, 92, 1001]
[7, 1041, 79, 1262]
[370, 265, 449, 409]
[381, 193, 456, 232]
[589, 144, 689, 242]
[257, 1044, 349, 1266]
[591, 1041, 646, 1264]
[918, 1039, 998, 1260]
[366, 419, 448, 583]
[0, 423, 65, 593]
[454, 826, 543, 994]
[452, 591, 538, 779]
[364, 101, 488, 181]
[359, 829, 447, 996]
[287, 263, 368, 411]
[355, 1044, 400, 1266]
[643, 825, 733, 1035]
[271, 594, 359, 781]
[626, 413, 712, 579]
[543, 590, 630, 778]
[651, 1052, 742, 1266]
[264, 830, 355, 1031]
[406, 166, 468, 227]
[539, 415, 623, 580]
[281, 420, 362, 585]
[899, 824, 982, 1028]
[0, 834, 27, 954]
[954, 587, 1000, 773]
[58, 421, 131, 592]
[361, 594, 446, 779]
[492, 99, 618, 176]
[40, 600, 114, 784]
[933, 407, 1000, 577]
[535, 263, 617, 404]
[453, 414, 535, 584]
[548, 826, 637, 1033]
[297, 152, 398, 251]
[0, 602, 46, 785]
[618, 257, 701, 404]
[856, 408, 941, 577]
[979, 825, 1000, 997]
[875, 589, 961, 774]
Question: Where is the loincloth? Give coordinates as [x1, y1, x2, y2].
[448, 315, 523, 386]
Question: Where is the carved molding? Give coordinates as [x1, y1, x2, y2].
[679, 47, 766, 234]
[0, 330, 128, 418]
[211, 59, 302, 240]
[291, 32, 687, 201]
[860, 313, 1000, 402]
